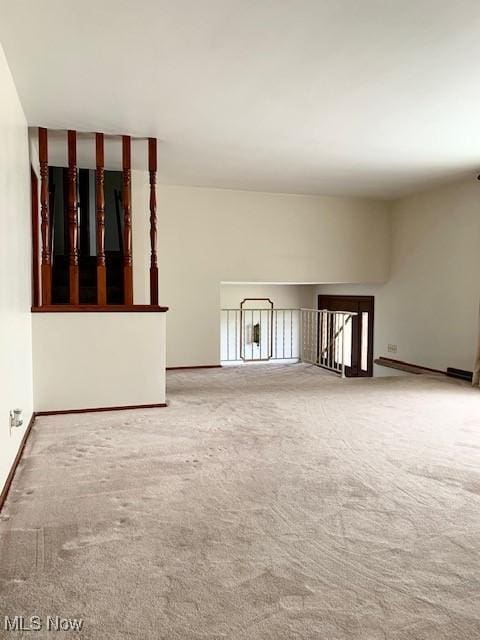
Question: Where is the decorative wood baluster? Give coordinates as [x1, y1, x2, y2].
[38, 127, 52, 305]
[148, 137, 158, 305]
[122, 135, 133, 304]
[67, 130, 79, 304]
[31, 168, 40, 307]
[95, 133, 106, 304]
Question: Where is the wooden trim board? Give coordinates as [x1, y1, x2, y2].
[32, 304, 169, 313]
[375, 357, 444, 375]
[166, 365, 222, 371]
[0, 413, 36, 513]
[36, 403, 168, 416]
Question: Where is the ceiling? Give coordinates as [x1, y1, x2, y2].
[1, 0, 480, 198]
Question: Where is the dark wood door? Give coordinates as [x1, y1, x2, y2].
[318, 295, 374, 377]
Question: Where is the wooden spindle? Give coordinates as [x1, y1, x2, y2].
[67, 130, 79, 304]
[122, 135, 133, 304]
[31, 167, 40, 307]
[38, 127, 52, 305]
[95, 133, 106, 304]
[148, 137, 158, 305]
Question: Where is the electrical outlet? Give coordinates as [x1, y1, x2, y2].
[387, 344, 397, 354]
[9, 408, 23, 436]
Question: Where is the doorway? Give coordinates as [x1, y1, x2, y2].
[317, 295, 374, 377]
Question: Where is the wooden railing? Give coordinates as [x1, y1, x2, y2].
[221, 308, 301, 362]
[38, 127, 52, 305]
[300, 308, 357, 377]
[148, 138, 158, 305]
[122, 135, 133, 305]
[33, 128, 162, 310]
[67, 130, 79, 304]
[95, 133, 106, 305]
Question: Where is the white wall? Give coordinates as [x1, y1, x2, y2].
[131, 180, 390, 367]
[390, 180, 479, 371]
[23, 164, 388, 378]
[221, 284, 314, 310]
[0, 43, 33, 492]
[315, 178, 480, 374]
[25, 156, 477, 402]
[32, 313, 166, 411]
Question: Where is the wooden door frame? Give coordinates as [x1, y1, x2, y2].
[317, 294, 374, 377]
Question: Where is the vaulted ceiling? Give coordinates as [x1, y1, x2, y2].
[1, 0, 480, 198]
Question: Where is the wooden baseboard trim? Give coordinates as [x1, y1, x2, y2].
[35, 403, 168, 417]
[166, 365, 222, 371]
[0, 412, 36, 513]
[446, 367, 473, 382]
[375, 357, 445, 375]
[32, 304, 168, 313]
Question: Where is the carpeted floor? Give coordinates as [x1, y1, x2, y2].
[1, 364, 480, 639]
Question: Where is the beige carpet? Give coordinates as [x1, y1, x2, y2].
[1, 364, 480, 639]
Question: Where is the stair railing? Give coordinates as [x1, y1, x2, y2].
[300, 308, 357, 377]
